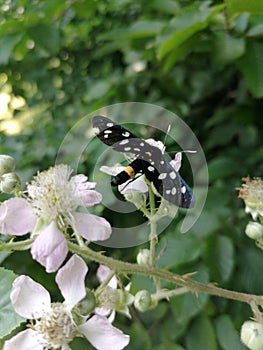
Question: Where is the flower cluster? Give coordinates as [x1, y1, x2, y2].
[3, 255, 130, 350]
[238, 177, 263, 220]
[0, 162, 111, 272]
[238, 177, 263, 248]
[0, 155, 20, 194]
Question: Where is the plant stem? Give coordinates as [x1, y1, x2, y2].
[68, 241, 263, 306]
[146, 178, 157, 268]
[0, 238, 34, 251]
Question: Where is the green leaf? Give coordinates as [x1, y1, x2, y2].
[161, 34, 199, 71]
[157, 234, 202, 269]
[247, 23, 263, 37]
[203, 235, 234, 283]
[153, 343, 185, 350]
[158, 4, 225, 60]
[171, 266, 209, 325]
[186, 315, 217, 350]
[238, 41, 263, 98]
[215, 314, 247, 350]
[237, 246, 263, 294]
[128, 322, 152, 350]
[227, 0, 263, 17]
[0, 33, 22, 64]
[212, 31, 245, 67]
[99, 20, 164, 40]
[148, 0, 180, 15]
[208, 157, 237, 181]
[28, 23, 60, 54]
[0, 268, 24, 338]
[191, 210, 220, 239]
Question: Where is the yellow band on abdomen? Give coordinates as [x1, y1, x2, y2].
[124, 165, 135, 178]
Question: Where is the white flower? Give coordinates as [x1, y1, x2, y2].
[0, 197, 37, 235]
[27, 164, 111, 272]
[3, 255, 129, 350]
[238, 177, 263, 220]
[96, 265, 134, 319]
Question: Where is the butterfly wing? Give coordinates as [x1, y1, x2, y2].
[92, 116, 194, 208]
[92, 116, 138, 147]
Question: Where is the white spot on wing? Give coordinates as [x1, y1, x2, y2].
[124, 147, 131, 151]
[181, 186, 186, 194]
[148, 166, 155, 172]
[169, 171, 177, 179]
[171, 187, 177, 195]
[122, 131, 130, 137]
[158, 173, 167, 180]
[104, 130, 112, 134]
[107, 122, 114, 127]
[119, 139, 129, 145]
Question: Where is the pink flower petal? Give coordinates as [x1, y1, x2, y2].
[73, 212, 111, 241]
[10, 275, 51, 319]
[79, 315, 129, 350]
[0, 198, 37, 236]
[3, 329, 42, 350]
[100, 165, 125, 176]
[71, 174, 96, 189]
[31, 221, 68, 272]
[81, 190, 102, 207]
[55, 254, 88, 309]
[170, 152, 182, 171]
[97, 265, 117, 289]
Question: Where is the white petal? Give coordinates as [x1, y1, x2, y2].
[73, 212, 111, 241]
[119, 176, 148, 194]
[10, 276, 51, 319]
[170, 152, 182, 171]
[31, 221, 68, 272]
[79, 315, 129, 350]
[0, 198, 37, 236]
[145, 138, 165, 152]
[100, 165, 125, 176]
[3, 329, 42, 350]
[71, 174, 96, 189]
[97, 265, 117, 289]
[55, 254, 88, 309]
[95, 307, 111, 317]
[81, 190, 102, 207]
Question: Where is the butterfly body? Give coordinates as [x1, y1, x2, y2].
[92, 116, 194, 208]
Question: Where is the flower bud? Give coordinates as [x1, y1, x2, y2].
[0, 172, 21, 193]
[0, 155, 15, 176]
[238, 177, 263, 220]
[245, 222, 263, 240]
[241, 320, 263, 350]
[98, 287, 134, 318]
[124, 191, 146, 209]
[136, 249, 150, 266]
[77, 289, 96, 316]
[134, 290, 152, 312]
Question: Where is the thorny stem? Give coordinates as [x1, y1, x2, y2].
[1, 236, 262, 307]
[68, 241, 263, 306]
[0, 238, 34, 251]
[151, 287, 189, 302]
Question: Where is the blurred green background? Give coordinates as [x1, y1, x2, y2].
[1, 0, 263, 349]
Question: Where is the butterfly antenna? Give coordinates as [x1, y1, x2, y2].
[162, 124, 171, 152]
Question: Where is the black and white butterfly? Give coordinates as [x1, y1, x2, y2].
[92, 116, 194, 209]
